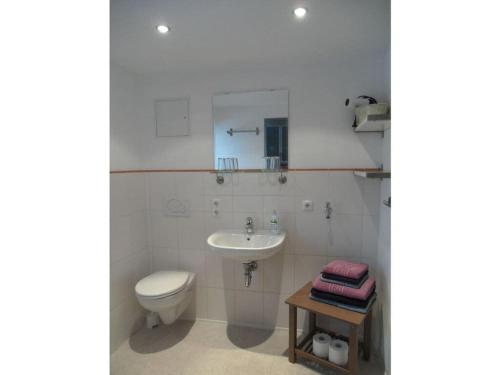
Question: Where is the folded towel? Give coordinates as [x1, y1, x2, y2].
[313, 275, 375, 301]
[321, 271, 368, 288]
[310, 292, 377, 314]
[322, 260, 368, 280]
[322, 271, 368, 284]
[310, 288, 375, 308]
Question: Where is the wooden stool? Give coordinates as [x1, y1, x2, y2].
[285, 282, 373, 375]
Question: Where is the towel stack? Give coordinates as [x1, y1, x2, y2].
[310, 260, 376, 313]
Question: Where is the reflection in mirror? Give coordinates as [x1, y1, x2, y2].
[213, 89, 289, 169]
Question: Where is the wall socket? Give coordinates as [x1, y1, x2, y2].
[302, 200, 313, 211]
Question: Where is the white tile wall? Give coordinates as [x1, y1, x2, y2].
[110, 173, 149, 353]
[145, 171, 380, 331]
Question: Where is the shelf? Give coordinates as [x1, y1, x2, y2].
[353, 170, 391, 179]
[354, 114, 390, 133]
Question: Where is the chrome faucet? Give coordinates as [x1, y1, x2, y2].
[245, 217, 254, 234]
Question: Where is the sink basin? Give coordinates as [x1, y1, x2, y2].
[207, 230, 286, 262]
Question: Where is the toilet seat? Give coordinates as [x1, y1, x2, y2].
[135, 271, 190, 300]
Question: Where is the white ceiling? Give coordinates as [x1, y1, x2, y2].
[110, 0, 390, 75]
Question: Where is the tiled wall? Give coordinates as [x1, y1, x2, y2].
[145, 171, 381, 344]
[110, 173, 149, 352]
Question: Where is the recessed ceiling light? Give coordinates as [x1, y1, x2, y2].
[294, 7, 307, 18]
[157, 25, 170, 34]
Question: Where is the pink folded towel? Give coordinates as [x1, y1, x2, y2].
[322, 260, 368, 279]
[312, 275, 375, 301]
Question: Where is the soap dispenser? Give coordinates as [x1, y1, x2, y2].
[270, 210, 280, 234]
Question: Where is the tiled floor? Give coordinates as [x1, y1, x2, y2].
[111, 320, 385, 375]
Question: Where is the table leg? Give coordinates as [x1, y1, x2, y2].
[288, 305, 297, 363]
[363, 309, 372, 361]
[309, 311, 316, 332]
[348, 324, 359, 375]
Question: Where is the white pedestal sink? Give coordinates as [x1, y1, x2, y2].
[207, 230, 286, 287]
[207, 229, 285, 262]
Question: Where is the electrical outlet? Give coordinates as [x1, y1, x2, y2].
[302, 200, 313, 211]
[212, 199, 220, 206]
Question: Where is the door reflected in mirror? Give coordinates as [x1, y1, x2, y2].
[213, 89, 289, 169]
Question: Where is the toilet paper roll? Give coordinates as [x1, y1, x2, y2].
[329, 339, 349, 366]
[312, 333, 331, 358]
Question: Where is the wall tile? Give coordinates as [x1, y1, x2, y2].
[129, 210, 148, 252]
[204, 212, 233, 245]
[328, 214, 363, 258]
[178, 249, 207, 286]
[204, 195, 233, 213]
[256, 172, 296, 196]
[232, 173, 261, 195]
[204, 172, 233, 195]
[263, 293, 288, 328]
[175, 172, 205, 211]
[147, 173, 176, 211]
[263, 195, 295, 213]
[294, 172, 333, 212]
[113, 170, 382, 348]
[293, 255, 327, 290]
[362, 214, 379, 259]
[178, 213, 206, 250]
[330, 172, 364, 215]
[294, 212, 330, 255]
[181, 287, 208, 320]
[233, 196, 264, 213]
[363, 179, 381, 216]
[110, 255, 137, 310]
[206, 252, 235, 288]
[235, 290, 264, 326]
[263, 253, 294, 294]
[152, 247, 178, 271]
[206, 288, 236, 322]
[110, 215, 132, 264]
[110, 173, 149, 353]
[150, 212, 178, 248]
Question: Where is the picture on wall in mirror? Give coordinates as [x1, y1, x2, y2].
[213, 89, 288, 170]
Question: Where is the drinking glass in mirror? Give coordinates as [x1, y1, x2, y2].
[213, 89, 289, 170]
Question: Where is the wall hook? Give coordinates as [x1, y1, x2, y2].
[325, 202, 332, 219]
[383, 196, 391, 208]
[278, 170, 287, 184]
[216, 172, 224, 184]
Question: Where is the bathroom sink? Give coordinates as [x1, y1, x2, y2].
[207, 230, 286, 262]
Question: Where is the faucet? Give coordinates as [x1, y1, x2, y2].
[245, 217, 254, 235]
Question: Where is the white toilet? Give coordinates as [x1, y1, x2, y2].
[135, 270, 195, 327]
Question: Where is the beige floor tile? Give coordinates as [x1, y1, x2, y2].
[111, 319, 385, 375]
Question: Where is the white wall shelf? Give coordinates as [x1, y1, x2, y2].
[353, 114, 391, 133]
[353, 170, 391, 179]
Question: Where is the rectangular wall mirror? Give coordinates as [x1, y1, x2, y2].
[213, 89, 289, 169]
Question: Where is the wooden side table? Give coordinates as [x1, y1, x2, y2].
[285, 282, 373, 375]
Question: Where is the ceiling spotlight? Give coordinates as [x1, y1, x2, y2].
[294, 7, 307, 18]
[157, 25, 170, 34]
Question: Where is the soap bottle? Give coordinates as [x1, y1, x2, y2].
[270, 210, 280, 234]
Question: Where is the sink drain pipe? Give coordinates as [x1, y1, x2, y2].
[243, 261, 258, 287]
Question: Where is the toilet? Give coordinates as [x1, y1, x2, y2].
[135, 270, 195, 327]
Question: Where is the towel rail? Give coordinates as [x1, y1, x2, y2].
[227, 127, 259, 136]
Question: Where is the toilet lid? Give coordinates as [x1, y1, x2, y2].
[135, 271, 190, 299]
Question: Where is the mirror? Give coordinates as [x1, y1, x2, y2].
[213, 89, 289, 169]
